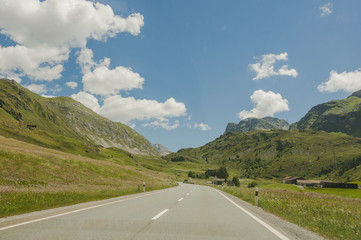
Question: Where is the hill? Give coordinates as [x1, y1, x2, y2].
[225, 117, 289, 134]
[290, 90, 361, 137]
[0, 79, 159, 156]
[153, 143, 172, 156]
[0, 134, 171, 217]
[166, 130, 361, 181]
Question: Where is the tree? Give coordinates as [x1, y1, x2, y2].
[232, 177, 240, 187]
[216, 166, 229, 180]
[188, 171, 196, 178]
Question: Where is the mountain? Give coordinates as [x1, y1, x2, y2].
[225, 117, 289, 134]
[153, 144, 172, 156]
[290, 90, 361, 137]
[0, 79, 159, 156]
[166, 130, 361, 181]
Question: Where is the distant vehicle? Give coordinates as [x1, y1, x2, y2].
[183, 179, 188, 183]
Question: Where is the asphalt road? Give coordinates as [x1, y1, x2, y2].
[0, 184, 316, 240]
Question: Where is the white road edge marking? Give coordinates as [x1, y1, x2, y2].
[215, 189, 290, 240]
[186, 193, 190, 195]
[152, 209, 169, 220]
[0, 190, 170, 231]
[178, 198, 184, 202]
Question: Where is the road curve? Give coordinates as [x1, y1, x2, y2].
[0, 184, 321, 240]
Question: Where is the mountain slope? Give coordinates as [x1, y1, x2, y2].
[153, 144, 172, 156]
[166, 130, 361, 181]
[0, 79, 159, 156]
[225, 117, 289, 134]
[290, 90, 361, 137]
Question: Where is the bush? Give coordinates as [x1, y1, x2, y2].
[188, 171, 196, 178]
[248, 181, 258, 188]
[171, 156, 185, 162]
[216, 166, 229, 180]
[205, 169, 217, 177]
[232, 177, 240, 187]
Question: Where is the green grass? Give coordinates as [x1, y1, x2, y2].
[305, 188, 361, 199]
[0, 185, 169, 218]
[218, 180, 361, 240]
[0, 136, 175, 218]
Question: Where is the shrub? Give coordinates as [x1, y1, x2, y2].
[188, 171, 196, 178]
[216, 166, 229, 180]
[171, 156, 185, 162]
[248, 181, 258, 188]
[232, 177, 240, 187]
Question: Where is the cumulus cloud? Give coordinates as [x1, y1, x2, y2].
[238, 90, 289, 119]
[71, 92, 187, 129]
[66, 81, 78, 89]
[320, 3, 333, 17]
[99, 95, 186, 123]
[193, 122, 211, 131]
[77, 48, 144, 96]
[249, 53, 298, 80]
[0, 0, 144, 81]
[142, 120, 180, 131]
[71, 91, 100, 112]
[25, 84, 47, 94]
[317, 69, 361, 93]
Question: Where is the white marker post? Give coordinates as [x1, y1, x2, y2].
[255, 187, 259, 206]
[143, 182, 146, 192]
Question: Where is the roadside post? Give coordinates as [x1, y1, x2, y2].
[255, 187, 259, 206]
[222, 182, 224, 191]
[143, 182, 146, 192]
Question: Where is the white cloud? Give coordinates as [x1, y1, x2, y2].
[193, 122, 211, 131]
[142, 120, 180, 130]
[66, 81, 78, 89]
[249, 53, 298, 80]
[25, 84, 47, 94]
[317, 69, 361, 93]
[71, 91, 100, 112]
[320, 3, 333, 17]
[71, 92, 187, 124]
[41, 94, 56, 98]
[78, 48, 144, 96]
[0, 0, 144, 81]
[238, 90, 289, 119]
[0, 44, 67, 82]
[99, 95, 186, 123]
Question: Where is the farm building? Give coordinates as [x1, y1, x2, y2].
[212, 177, 225, 185]
[296, 180, 326, 187]
[283, 176, 305, 184]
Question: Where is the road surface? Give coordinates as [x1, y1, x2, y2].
[0, 184, 320, 240]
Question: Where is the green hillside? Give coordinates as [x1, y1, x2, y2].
[290, 90, 361, 137]
[0, 135, 172, 217]
[0, 79, 159, 157]
[166, 130, 361, 181]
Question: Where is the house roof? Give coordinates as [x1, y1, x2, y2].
[213, 178, 225, 182]
[283, 176, 302, 181]
[297, 180, 322, 184]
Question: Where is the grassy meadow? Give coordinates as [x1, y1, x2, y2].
[0, 135, 174, 218]
[219, 179, 361, 240]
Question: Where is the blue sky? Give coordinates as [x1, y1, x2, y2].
[0, 0, 361, 151]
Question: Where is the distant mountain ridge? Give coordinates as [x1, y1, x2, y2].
[0, 79, 159, 156]
[225, 117, 289, 134]
[290, 90, 361, 137]
[153, 144, 172, 156]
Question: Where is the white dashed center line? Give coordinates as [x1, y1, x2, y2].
[178, 198, 184, 202]
[152, 209, 169, 220]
